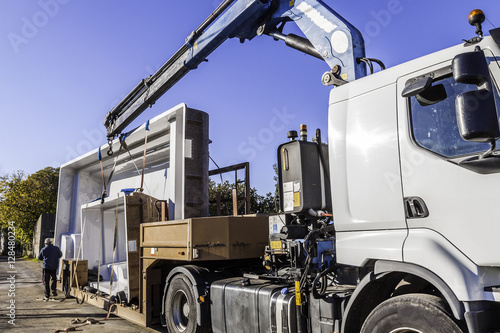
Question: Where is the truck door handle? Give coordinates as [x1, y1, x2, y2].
[404, 197, 429, 219]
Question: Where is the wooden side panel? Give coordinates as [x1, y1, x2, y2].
[126, 193, 158, 303]
[191, 217, 230, 260]
[227, 216, 269, 259]
[140, 215, 269, 261]
[140, 258, 162, 326]
[141, 220, 190, 261]
[141, 220, 189, 248]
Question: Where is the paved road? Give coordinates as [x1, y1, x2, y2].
[0, 256, 165, 332]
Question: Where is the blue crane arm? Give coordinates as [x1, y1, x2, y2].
[104, 0, 366, 140]
[269, 0, 366, 81]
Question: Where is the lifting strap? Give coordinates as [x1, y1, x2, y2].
[97, 208, 103, 293]
[121, 138, 150, 193]
[108, 195, 119, 294]
[72, 204, 87, 304]
[52, 303, 117, 332]
[100, 131, 152, 199]
[140, 120, 150, 192]
[98, 149, 106, 197]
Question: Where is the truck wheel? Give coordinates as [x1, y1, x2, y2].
[165, 274, 208, 333]
[360, 294, 464, 333]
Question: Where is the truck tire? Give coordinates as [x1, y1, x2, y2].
[360, 294, 464, 333]
[164, 274, 209, 333]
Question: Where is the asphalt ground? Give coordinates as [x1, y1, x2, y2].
[0, 256, 166, 332]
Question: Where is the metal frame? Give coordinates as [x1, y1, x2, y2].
[209, 162, 250, 215]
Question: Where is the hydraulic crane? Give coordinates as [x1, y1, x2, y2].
[103, 0, 369, 147]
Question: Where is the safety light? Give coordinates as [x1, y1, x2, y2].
[468, 9, 485, 37]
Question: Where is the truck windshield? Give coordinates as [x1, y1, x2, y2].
[410, 75, 500, 157]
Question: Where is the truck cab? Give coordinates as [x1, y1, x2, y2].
[329, 31, 500, 332]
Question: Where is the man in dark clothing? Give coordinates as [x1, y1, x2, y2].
[38, 238, 62, 300]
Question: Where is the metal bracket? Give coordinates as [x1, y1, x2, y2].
[321, 65, 347, 86]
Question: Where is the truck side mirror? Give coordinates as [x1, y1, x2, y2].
[453, 50, 491, 86]
[452, 50, 500, 144]
[455, 90, 499, 142]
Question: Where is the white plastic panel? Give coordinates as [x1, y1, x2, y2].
[59, 234, 73, 274]
[81, 194, 129, 298]
[54, 103, 208, 255]
[60, 234, 74, 259]
[328, 82, 406, 232]
[71, 234, 82, 259]
[89, 262, 129, 300]
[53, 104, 209, 299]
[335, 229, 407, 266]
[81, 196, 126, 267]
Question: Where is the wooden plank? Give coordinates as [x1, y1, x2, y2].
[125, 193, 159, 304]
[140, 215, 269, 261]
[232, 188, 238, 216]
[142, 247, 189, 261]
[142, 221, 189, 248]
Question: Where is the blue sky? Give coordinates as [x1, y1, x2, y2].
[1, 0, 499, 195]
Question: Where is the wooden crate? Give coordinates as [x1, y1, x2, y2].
[140, 215, 269, 261]
[64, 259, 88, 288]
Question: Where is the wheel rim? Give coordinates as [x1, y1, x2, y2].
[390, 328, 424, 333]
[172, 289, 190, 331]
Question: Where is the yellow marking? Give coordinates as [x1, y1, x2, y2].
[282, 148, 285, 170]
[340, 73, 348, 80]
[194, 41, 198, 50]
[293, 192, 300, 207]
[295, 280, 302, 305]
[282, 148, 287, 170]
[270, 241, 282, 249]
[289, 0, 295, 6]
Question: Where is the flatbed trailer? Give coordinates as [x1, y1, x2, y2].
[63, 211, 269, 327]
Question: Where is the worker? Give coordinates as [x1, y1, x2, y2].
[38, 238, 62, 301]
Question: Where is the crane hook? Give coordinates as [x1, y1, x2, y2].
[107, 139, 114, 156]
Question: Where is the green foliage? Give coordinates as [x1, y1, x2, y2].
[208, 179, 277, 216]
[0, 167, 59, 246]
[208, 164, 280, 216]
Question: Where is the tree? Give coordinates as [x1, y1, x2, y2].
[0, 167, 59, 246]
[208, 164, 280, 216]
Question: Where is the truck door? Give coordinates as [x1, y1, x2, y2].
[397, 56, 500, 276]
[329, 81, 407, 266]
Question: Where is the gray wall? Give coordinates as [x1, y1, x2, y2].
[32, 213, 55, 256]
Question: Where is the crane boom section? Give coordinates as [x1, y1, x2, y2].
[104, 0, 268, 138]
[272, 0, 366, 80]
[104, 0, 366, 139]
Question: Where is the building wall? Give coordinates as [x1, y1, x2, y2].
[32, 213, 56, 256]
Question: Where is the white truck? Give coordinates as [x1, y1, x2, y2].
[54, 1, 500, 332]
